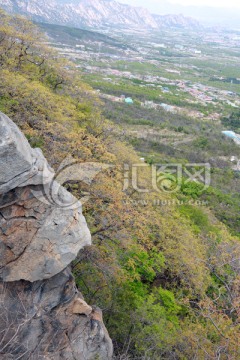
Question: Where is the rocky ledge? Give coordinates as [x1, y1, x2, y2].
[0, 112, 113, 359]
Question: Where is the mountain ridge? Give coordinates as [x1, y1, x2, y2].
[0, 0, 203, 30]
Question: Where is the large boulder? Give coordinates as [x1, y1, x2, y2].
[0, 112, 91, 282]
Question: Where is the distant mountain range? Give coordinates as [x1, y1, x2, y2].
[121, 0, 240, 28]
[0, 0, 203, 30]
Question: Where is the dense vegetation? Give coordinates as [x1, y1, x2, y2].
[103, 99, 240, 237]
[0, 10, 239, 359]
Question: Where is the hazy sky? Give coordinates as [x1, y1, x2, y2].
[168, 0, 240, 6]
[121, 0, 240, 8]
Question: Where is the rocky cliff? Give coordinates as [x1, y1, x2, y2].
[0, 0, 202, 30]
[0, 112, 113, 359]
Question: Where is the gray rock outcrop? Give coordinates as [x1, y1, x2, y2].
[0, 112, 53, 194]
[0, 112, 113, 359]
[0, 269, 113, 360]
[0, 111, 91, 282]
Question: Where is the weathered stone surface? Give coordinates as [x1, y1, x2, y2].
[0, 112, 113, 359]
[0, 112, 91, 282]
[0, 185, 91, 282]
[0, 112, 53, 194]
[0, 112, 32, 183]
[0, 269, 113, 360]
[72, 298, 93, 316]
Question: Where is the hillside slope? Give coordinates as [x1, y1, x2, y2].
[0, 9, 239, 360]
[37, 22, 131, 49]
